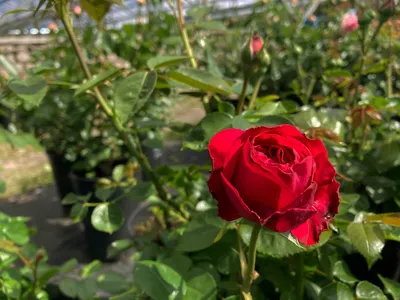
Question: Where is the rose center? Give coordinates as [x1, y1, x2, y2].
[255, 144, 295, 164]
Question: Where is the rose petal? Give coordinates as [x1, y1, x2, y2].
[228, 140, 294, 215]
[314, 179, 340, 216]
[207, 171, 241, 221]
[220, 172, 260, 223]
[265, 208, 317, 232]
[291, 214, 329, 246]
[208, 128, 243, 170]
[313, 153, 336, 185]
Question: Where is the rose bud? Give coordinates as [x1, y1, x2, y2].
[48, 22, 58, 31]
[207, 125, 340, 246]
[379, 0, 397, 21]
[73, 5, 82, 16]
[309, 127, 341, 143]
[341, 10, 359, 34]
[241, 34, 271, 77]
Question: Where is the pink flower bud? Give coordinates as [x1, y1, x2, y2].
[48, 22, 57, 31]
[73, 5, 82, 16]
[341, 11, 359, 34]
[251, 34, 263, 56]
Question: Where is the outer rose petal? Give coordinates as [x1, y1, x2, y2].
[207, 171, 240, 221]
[220, 172, 260, 223]
[265, 209, 317, 232]
[291, 214, 328, 246]
[208, 128, 243, 170]
[313, 153, 336, 185]
[291, 181, 340, 246]
[314, 180, 340, 216]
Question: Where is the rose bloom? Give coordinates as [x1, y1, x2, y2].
[341, 11, 359, 33]
[207, 125, 340, 246]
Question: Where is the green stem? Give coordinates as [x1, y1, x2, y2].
[177, 0, 198, 69]
[242, 224, 261, 300]
[236, 225, 247, 281]
[351, 21, 384, 107]
[58, 5, 185, 218]
[305, 75, 317, 105]
[295, 253, 305, 300]
[236, 77, 249, 115]
[248, 77, 262, 111]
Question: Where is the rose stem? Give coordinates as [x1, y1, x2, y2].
[236, 76, 249, 115]
[248, 77, 263, 111]
[236, 225, 248, 281]
[57, 2, 186, 220]
[242, 224, 262, 300]
[295, 253, 305, 300]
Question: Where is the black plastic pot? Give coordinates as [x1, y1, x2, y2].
[142, 140, 210, 180]
[46, 151, 75, 215]
[69, 172, 140, 262]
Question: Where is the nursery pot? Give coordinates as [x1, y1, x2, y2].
[142, 140, 210, 180]
[69, 171, 140, 262]
[46, 150, 75, 215]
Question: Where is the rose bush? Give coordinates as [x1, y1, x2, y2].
[208, 125, 340, 246]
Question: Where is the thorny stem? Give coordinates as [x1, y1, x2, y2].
[248, 77, 262, 111]
[58, 3, 187, 220]
[242, 224, 262, 300]
[236, 77, 249, 115]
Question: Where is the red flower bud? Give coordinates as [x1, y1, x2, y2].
[251, 34, 263, 56]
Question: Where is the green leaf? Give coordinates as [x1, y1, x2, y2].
[147, 56, 189, 70]
[184, 268, 217, 300]
[168, 68, 232, 95]
[95, 187, 115, 201]
[196, 21, 226, 31]
[187, 6, 211, 19]
[112, 165, 125, 182]
[125, 182, 154, 200]
[8, 76, 47, 107]
[232, 116, 251, 130]
[114, 71, 157, 124]
[347, 222, 385, 268]
[77, 278, 98, 300]
[177, 221, 221, 252]
[74, 68, 120, 96]
[80, 0, 111, 22]
[1, 276, 21, 299]
[256, 101, 298, 116]
[217, 101, 235, 115]
[2, 220, 29, 245]
[239, 225, 304, 258]
[91, 203, 124, 234]
[356, 281, 388, 300]
[107, 239, 135, 259]
[255, 115, 294, 126]
[97, 272, 131, 294]
[183, 112, 232, 151]
[0, 55, 18, 78]
[70, 203, 88, 222]
[378, 275, 400, 298]
[59, 278, 78, 298]
[60, 258, 78, 274]
[110, 289, 138, 300]
[82, 260, 102, 278]
[133, 261, 187, 300]
[333, 261, 359, 285]
[162, 254, 193, 277]
[362, 60, 388, 74]
[319, 282, 353, 300]
[62, 193, 91, 205]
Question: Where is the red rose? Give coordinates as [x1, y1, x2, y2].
[207, 125, 340, 246]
